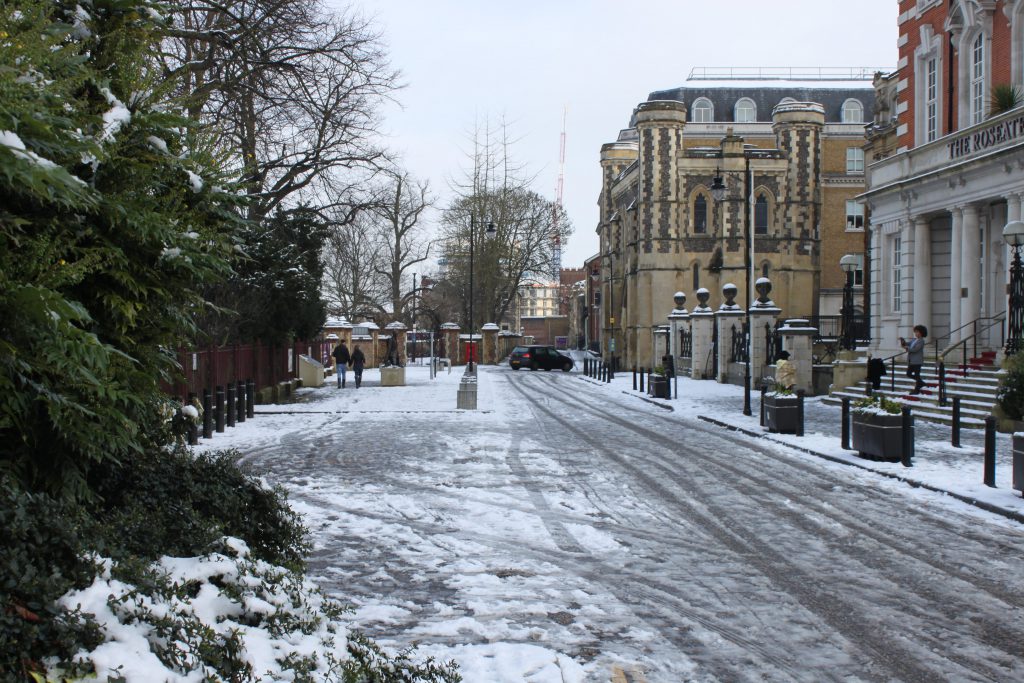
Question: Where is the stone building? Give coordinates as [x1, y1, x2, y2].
[864, 0, 1024, 355]
[596, 73, 876, 368]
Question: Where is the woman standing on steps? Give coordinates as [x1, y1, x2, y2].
[900, 325, 928, 395]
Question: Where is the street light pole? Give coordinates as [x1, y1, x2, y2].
[467, 216, 496, 372]
[411, 272, 417, 363]
[1004, 220, 1024, 355]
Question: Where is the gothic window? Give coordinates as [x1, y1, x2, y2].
[761, 262, 769, 278]
[692, 263, 700, 291]
[694, 193, 707, 233]
[754, 194, 768, 234]
[734, 98, 756, 123]
[692, 98, 714, 123]
[841, 99, 864, 123]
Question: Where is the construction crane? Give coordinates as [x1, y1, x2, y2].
[551, 106, 566, 282]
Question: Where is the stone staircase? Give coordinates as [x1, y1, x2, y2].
[825, 351, 1002, 429]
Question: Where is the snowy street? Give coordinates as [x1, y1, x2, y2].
[202, 364, 1024, 682]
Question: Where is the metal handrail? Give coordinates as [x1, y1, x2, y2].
[932, 315, 1004, 406]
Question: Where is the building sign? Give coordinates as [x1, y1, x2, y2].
[948, 114, 1024, 160]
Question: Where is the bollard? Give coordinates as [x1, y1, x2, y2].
[796, 390, 805, 437]
[187, 392, 198, 445]
[938, 361, 947, 406]
[215, 386, 225, 433]
[202, 388, 213, 439]
[584, 358, 589, 376]
[245, 379, 255, 418]
[237, 381, 246, 423]
[226, 384, 236, 428]
[841, 397, 851, 450]
[760, 383, 766, 427]
[952, 396, 961, 448]
[632, 367, 637, 391]
[984, 416, 996, 488]
[608, 362, 614, 382]
[901, 406, 914, 467]
[639, 368, 645, 393]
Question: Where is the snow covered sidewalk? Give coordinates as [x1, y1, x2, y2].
[578, 368, 1024, 523]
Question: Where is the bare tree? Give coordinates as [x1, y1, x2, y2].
[367, 170, 434, 323]
[159, 0, 398, 221]
[439, 120, 572, 329]
[322, 211, 388, 321]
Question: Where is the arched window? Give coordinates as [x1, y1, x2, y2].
[694, 193, 707, 233]
[734, 98, 756, 123]
[692, 98, 714, 123]
[971, 33, 985, 124]
[692, 263, 700, 291]
[841, 99, 864, 123]
[754, 194, 768, 234]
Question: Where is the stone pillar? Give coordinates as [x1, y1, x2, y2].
[949, 208, 963, 340]
[441, 322, 461, 364]
[779, 318, 816, 395]
[384, 321, 407, 365]
[715, 283, 744, 383]
[961, 204, 981, 332]
[913, 216, 932, 332]
[689, 288, 714, 379]
[748, 278, 781, 385]
[481, 323, 499, 365]
[668, 292, 689, 376]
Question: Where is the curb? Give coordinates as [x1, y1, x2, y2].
[577, 376, 674, 411]
[697, 415, 1024, 526]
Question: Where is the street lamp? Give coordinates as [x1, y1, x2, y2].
[1004, 220, 1024, 355]
[711, 162, 754, 416]
[468, 215, 496, 372]
[839, 253, 859, 351]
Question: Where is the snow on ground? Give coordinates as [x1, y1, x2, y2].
[188, 359, 1024, 680]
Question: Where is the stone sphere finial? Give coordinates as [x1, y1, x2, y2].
[722, 283, 738, 307]
[673, 291, 687, 308]
[755, 277, 772, 305]
[696, 288, 711, 308]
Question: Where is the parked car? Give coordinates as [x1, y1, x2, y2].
[509, 345, 574, 372]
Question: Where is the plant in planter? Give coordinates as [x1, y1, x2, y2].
[649, 366, 670, 398]
[851, 394, 904, 462]
[762, 378, 800, 433]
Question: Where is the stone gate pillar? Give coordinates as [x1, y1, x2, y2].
[481, 323, 499, 364]
[779, 318, 817, 394]
[689, 288, 715, 379]
[668, 291, 689, 377]
[716, 283, 744, 384]
[441, 322, 461, 364]
[384, 321, 407, 365]
[749, 278, 781, 386]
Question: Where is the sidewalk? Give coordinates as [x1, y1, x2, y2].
[577, 368, 1024, 524]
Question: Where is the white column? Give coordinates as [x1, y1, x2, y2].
[913, 216, 932, 331]
[1009, 193, 1023, 223]
[950, 207, 963, 340]
[961, 204, 981, 332]
[901, 221, 914, 334]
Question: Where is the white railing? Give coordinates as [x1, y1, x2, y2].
[687, 67, 890, 82]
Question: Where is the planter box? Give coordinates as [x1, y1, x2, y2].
[764, 395, 800, 434]
[648, 375, 670, 399]
[1013, 435, 1024, 494]
[851, 412, 903, 462]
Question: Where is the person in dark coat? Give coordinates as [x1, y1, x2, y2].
[900, 324, 928, 394]
[867, 356, 886, 390]
[331, 341, 351, 388]
[351, 344, 366, 388]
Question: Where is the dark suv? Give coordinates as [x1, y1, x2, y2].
[509, 345, 573, 372]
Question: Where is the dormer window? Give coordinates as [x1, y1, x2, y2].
[841, 99, 864, 123]
[692, 98, 714, 123]
[734, 98, 756, 123]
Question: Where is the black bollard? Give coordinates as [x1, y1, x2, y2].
[202, 388, 213, 439]
[796, 390, 805, 437]
[215, 385, 225, 433]
[584, 358, 589, 376]
[841, 397, 851, 450]
[187, 392, 198, 445]
[952, 396, 961, 448]
[639, 368, 645, 393]
[760, 383, 767, 427]
[901, 406, 914, 467]
[984, 416, 996, 488]
[632, 367, 637, 391]
[246, 379, 255, 418]
[237, 381, 246, 423]
[938, 361, 947, 406]
[608, 362, 614, 382]
[226, 384, 236, 428]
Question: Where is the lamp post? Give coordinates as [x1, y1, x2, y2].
[468, 216, 496, 372]
[711, 160, 754, 416]
[1004, 220, 1024, 355]
[839, 253, 859, 351]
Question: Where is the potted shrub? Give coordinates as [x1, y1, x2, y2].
[762, 378, 800, 434]
[649, 365, 670, 399]
[851, 394, 904, 462]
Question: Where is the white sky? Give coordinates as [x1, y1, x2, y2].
[333, 0, 898, 271]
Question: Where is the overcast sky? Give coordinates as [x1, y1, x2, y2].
[332, 0, 897, 273]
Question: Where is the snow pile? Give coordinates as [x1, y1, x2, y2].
[99, 87, 131, 142]
[53, 538, 352, 682]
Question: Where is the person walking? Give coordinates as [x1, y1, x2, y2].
[331, 340, 350, 388]
[900, 324, 928, 394]
[351, 344, 366, 389]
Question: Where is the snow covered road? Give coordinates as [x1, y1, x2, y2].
[215, 365, 1024, 682]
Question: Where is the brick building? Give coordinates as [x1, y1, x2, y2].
[596, 71, 877, 368]
[864, 0, 1024, 354]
